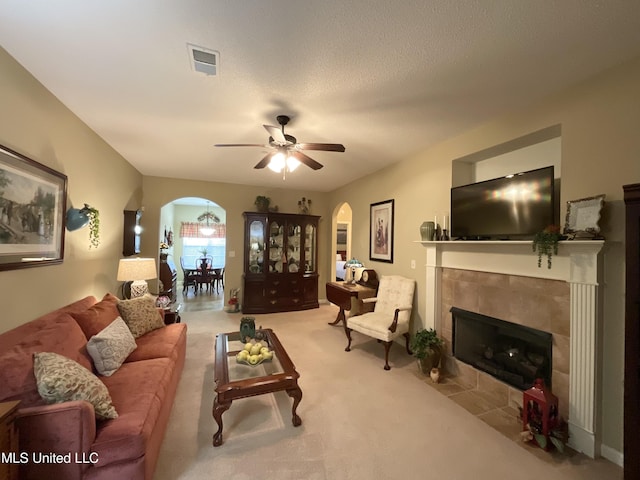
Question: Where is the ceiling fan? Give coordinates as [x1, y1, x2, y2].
[215, 115, 345, 172]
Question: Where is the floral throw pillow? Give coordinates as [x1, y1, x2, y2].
[86, 317, 137, 376]
[117, 295, 165, 338]
[33, 352, 118, 420]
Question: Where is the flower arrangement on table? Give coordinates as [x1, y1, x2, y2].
[159, 241, 169, 251]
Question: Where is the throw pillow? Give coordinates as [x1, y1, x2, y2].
[117, 295, 165, 338]
[33, 352, 118, 420]
[71, 293, 121, 340]
[86, 317, 137, 376]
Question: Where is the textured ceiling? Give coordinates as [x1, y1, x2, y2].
[1, 1, 640, 192]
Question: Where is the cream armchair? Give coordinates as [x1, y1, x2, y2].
[344, 275, 415, 370]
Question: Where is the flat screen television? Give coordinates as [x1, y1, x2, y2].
[450, 166, 554, 240]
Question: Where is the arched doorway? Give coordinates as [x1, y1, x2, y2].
[159, 197, 226, 308]
[331, 202, 352, 281]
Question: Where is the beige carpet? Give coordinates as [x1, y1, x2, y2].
[154, 305, 621, 480]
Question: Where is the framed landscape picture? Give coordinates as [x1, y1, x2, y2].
[370, 199, 394, 263]
[0, 144, 67, 270]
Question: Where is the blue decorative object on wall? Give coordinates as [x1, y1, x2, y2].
[66, 207, 90, 231]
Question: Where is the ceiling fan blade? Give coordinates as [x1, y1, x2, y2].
[254, 152, 275, 169]
[291, 151, 323, 170]
[296, 143, 345, 152]
[214, 143, 266, 147]
[264, 124, 286, 144]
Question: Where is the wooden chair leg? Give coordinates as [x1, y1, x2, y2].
[403, 332, 412, 355]
[344, 327, 353, 352]
[383, 341, 393, 370]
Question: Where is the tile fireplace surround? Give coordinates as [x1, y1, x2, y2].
[419, 240, 604, 458]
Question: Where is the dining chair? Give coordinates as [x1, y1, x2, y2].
[211, 268, 224, 294]
[180, 256, 198, 295]
[195, 256, 214, 293]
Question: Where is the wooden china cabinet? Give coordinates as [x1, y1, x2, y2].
[624, 183, 640, 480]
[242, 212, 320, 314]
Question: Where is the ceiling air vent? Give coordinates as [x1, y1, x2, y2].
[187, 44, 219, 76]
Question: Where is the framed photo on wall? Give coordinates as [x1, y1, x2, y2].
[0, 144, 67, 271]
[370, 199, 394, 263]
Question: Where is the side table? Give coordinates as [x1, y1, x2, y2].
[0, 400, 20, 480]
[164, 303, 182, 324]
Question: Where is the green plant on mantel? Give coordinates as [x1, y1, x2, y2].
[81, 204, 100, 249]
[532, 224, 563, 269]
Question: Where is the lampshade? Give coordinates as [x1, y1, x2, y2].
[200, 225, 215, 236]
[66, 207, 90, 231]
[117, 258, 157, 298]
[345, 258, 363, 268]
[117, 258, 158, 281]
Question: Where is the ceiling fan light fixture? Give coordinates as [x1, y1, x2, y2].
[286, 156, 300, 172]
[268, 152, 286, 172]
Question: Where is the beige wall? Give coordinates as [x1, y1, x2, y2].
[0, 47, 143, 332]
[139, 177, 331, 300]
[328, 55, 640, 457]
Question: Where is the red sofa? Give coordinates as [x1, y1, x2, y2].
[0, 295, 187, 480]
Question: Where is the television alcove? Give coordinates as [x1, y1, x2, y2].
[450, 166, 555, 240]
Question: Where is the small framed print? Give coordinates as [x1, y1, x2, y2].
[370, 199, 394, 263]
[0, 144, 67, 270]
[563, 194, 605, 238]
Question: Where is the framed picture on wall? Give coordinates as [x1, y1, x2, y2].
[370, 199, 394, 263]
[0, 144, 67, 271]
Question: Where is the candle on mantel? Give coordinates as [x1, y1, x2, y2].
[443, 215, 449, 231]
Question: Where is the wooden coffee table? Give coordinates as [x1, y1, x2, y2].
[212, 328, 302, 446]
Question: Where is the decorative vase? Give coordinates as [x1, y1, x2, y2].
[420, 221, 435, 241]
[240, 316, 256, 342]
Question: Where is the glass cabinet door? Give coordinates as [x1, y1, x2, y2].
[248, 220, 264, 273]
[304, 223, 316, 273]
[287, 222, 301, 273]
[269, 221, 284, 273]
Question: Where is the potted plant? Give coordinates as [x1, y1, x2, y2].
[532, 224, 563, 269]
[410, 328, 444, 374]
[80, 204, 100, 249]
[254, 195, 270, 213]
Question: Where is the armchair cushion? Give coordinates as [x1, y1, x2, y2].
[369, 275, 415, 326]
[347, 311, 410, 341]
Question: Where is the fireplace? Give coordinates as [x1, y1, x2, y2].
[450, 307, 552, 391]
[421, 240, 604, 457]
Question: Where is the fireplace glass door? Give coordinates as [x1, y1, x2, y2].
[451, 307, 552, 390]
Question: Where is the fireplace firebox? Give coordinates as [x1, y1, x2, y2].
[450, 307, 552, 390]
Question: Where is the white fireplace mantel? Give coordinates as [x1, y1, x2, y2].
[418, 240, 605, 458]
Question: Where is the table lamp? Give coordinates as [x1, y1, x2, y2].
[344, 258, 363, 285]
[117, 258, 157, 298]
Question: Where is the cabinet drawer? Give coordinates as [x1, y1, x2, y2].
[267, 296, 303, 307]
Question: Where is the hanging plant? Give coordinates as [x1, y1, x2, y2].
[532, 224, 563, 269]
[80, 204, 100, 249]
